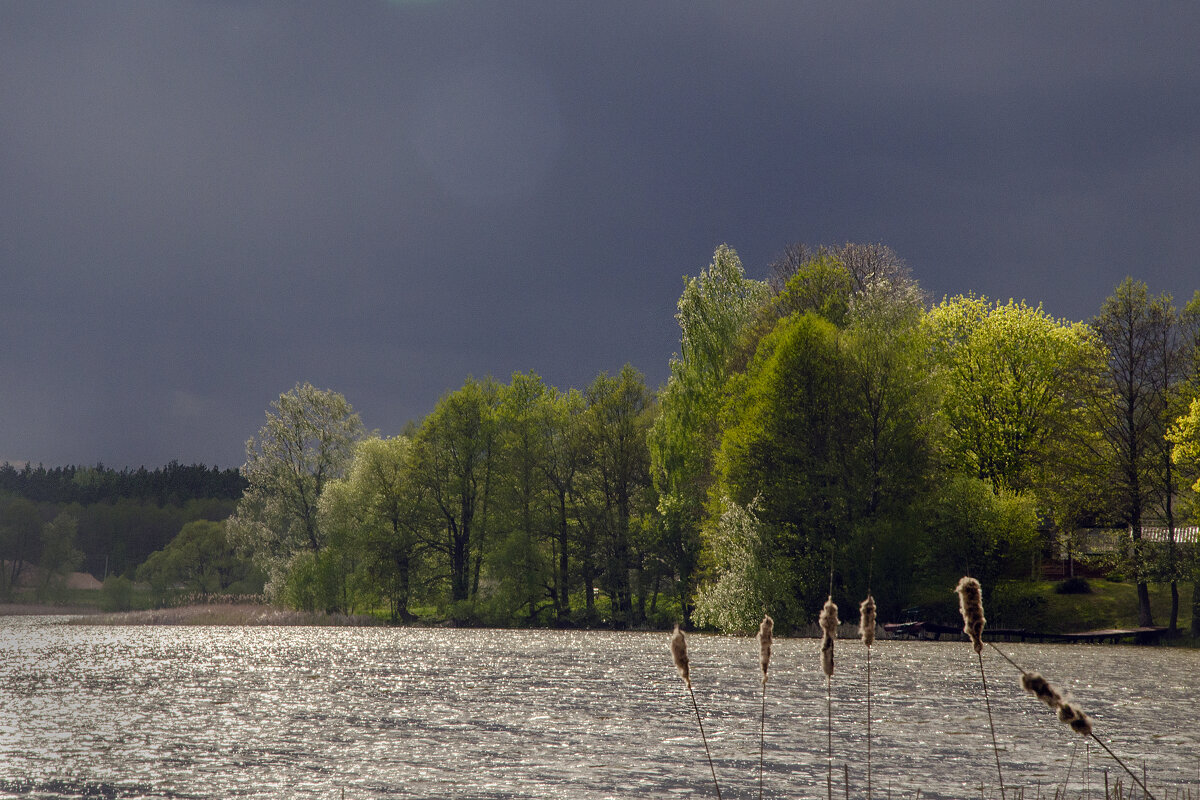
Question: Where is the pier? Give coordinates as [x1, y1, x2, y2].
[883, 621, 1170, 645]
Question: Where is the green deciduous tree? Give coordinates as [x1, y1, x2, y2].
[38, 511, 83, 601]
[580, 364, 655, 627]
[413, 377, 500, 609]
[137, 519, 262, 602]
[320, 435, 426, 621]
[1091, 278, 1182, 627]
[0, 496, 43, 599]
[714, 312, 848, 624]
[489, 372, 556, 624]
[1169, 394, 1200, 635]
[704, 274, 942, 630]
[538, 386, 587, 624]
[917, 474, 1040, 591]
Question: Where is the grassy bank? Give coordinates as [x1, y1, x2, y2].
[911, 577, 1196, 641]
[1038, 577, 1194, 633]
[7, 579, 1196, 639]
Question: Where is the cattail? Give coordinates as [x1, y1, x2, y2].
[955, 576, 986, 653]
[669, 624, 690, 688]
[860, 593, 877, 800]
[820, 596, 839, 677]
[957, 577, 1001, 795]
[756, 614, 774, 800]
[1021, 671, 1065, 709]
[757, 615, 774, 683]
[1057, 701, 1094, 737]
[859, 594, 876, 647]
[667, 625, 722, 799]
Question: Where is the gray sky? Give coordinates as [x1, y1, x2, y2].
[3, 2, 1199, 469]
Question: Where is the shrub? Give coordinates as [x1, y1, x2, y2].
[100, 575, 135, 612]
[1054, 577, 1092, 594]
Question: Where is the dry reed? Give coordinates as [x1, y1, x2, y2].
[820, 596, 839, 677]
[956, 576, 1005, 800]
[955, 576, 986, 654]
[820, 597, 840, 800]
[986, 610, 1152, 798]
[670, 624, 691, 688]
[758, 614, 774, 683]
[859, 595, 876, 647]
[669, 625, 722, 799]
[757, 614, 773, 800]
[861, 594, 877, 800]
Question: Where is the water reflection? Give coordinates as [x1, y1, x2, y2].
[0, 617, 1196, 799]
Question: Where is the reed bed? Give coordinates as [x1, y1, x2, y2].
[665, 577, 1172, 800]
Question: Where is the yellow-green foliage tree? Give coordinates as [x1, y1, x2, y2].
[923, 295, 1103, 497]
[1169, 395, 1200, 635]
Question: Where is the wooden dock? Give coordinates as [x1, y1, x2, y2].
[883, 621, 1169, 645]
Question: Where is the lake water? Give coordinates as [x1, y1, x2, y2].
[0, 617, 1196, 800]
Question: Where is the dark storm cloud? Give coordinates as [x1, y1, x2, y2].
[2, 2, 1198, 467]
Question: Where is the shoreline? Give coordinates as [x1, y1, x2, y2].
[0, 603, 104, 616]
[63, 603, 381, 627]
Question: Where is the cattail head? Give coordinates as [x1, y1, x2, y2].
[954, 576, 986, 653]
[1057, 700, 1093, 736]
[819, 596, 839, 677]
[859, 594, 876, 647]
[1020, 671, 1064, 709]
[757, 615, 774, 683]
[669, 624, 690, 688]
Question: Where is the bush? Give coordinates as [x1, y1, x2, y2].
[1054, 576, 1092, 594]
[100, 575, 135, 612]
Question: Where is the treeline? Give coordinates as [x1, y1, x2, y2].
[0, 461, 245, 505]
[226, 242, 1200, 634]
[0, 461, 244, 597]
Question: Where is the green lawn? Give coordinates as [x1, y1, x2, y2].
[1038, 578, 1194, 633]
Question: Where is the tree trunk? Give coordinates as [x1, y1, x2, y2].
[556, 493, 571, 624]
[395, 550, 412, 623]
[1191, 575, 1200, 637]
[1131, 514, 1155, 627]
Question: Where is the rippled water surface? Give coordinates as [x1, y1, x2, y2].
[1, 617, 1196, 799]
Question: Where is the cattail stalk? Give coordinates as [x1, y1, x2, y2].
[956, 577, 1004, 800]
[820, 597, 840, 800]
[669, 625, 722, 800]
[757, 615, 773, 800]
[993, 642, 1154, 800]
[860, 594, 876, 800]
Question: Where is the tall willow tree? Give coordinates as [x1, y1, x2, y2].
[649, 244, 769, 624]
[228, 382, 364, 599]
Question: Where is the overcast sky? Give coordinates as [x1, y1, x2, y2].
[3, 2, 1199, 469]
